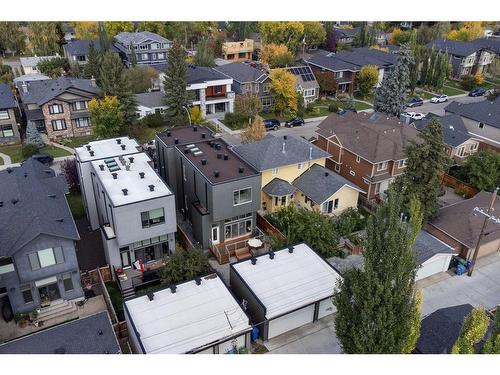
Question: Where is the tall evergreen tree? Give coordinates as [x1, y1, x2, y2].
[99, 52, 137, 126]
[425, 48, 437, 87]
[373, 45, 414, 116]
[193, 37, 215, 67]
[98, 21, 110, 53]
[25, 122, 46, 148]
[163, 40, 189, 125]
[130, 43, 138, 67]
[333, 192, 423, 353]
[420, 48, 430, 86]
[83, 41, 101, 80]
[394, 117, 450, 222]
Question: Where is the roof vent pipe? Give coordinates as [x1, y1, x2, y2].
[214, 171, 220, 178]
[283, 135, 287, 140]
[86, 145, 91, 151]
[238, 166, 244, 173]
[122, 188, 128, 196]
[288, 245, 294, 254]
[166, 130, 171, 137]
[112, 173, 117, 180]
[251, 257, 257, 265]
[6, 167, 12, 173]
[193, 126, 198, 132]
[201, 159, 207, 165]
[170, 285, 177, 294]
[139, 172, 145, 179]
[89, 150, 94, 156]
[195, 277, 202, 286]
[324, 172, 329, 177]
[128, 157, 134, 163]
[223, 154, 229, 160]
[269, 251, 275, 260]
[147, 292, 154, 301]
[116, 139, 122, 144]
[174, 138, 179, 144]
[201, 133, 206, 139]
[121, 144, 126, 150]
[99, 164, 105, 171]
[148, 184, 155, 191]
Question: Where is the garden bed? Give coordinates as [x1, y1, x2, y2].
[66, 192, 85, 219]
[105, 281, 125, 322]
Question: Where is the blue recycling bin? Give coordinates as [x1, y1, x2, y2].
[456, 264, 466, 276]
[466, 260, 472, 269]
[251, 326, 260, 342]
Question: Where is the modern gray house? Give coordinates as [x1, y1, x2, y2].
[155, 125, 261, 250]
[0, 159, 83, 314]
[213, 62, 272, 110]
[63, 40, 119, 67]
[0, 83, 20, 145]
[114, 31, 172, 67]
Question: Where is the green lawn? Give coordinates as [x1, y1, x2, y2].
[0, 144, 71, 164]
[0, 157, 3, 166]
[41, 145, 72, 158]
[105, 281, 124, 322]
[441, 85, 467, 97]
[66, 192, 85, 219]
[354, 100, 373, 111]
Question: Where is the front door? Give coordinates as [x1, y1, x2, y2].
[38, 283, 60, 307]
[121, 251, 132, 269]
[211, 225, 220, 245]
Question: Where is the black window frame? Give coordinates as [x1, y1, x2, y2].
[48, 104, 64, 115]
[141, 208, 166, 228]
[0, 125, 14, 138]
[51, 119, 67, 131]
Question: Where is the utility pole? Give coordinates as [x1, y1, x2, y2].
[468, 187, 499, 277]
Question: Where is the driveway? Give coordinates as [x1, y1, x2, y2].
[420, 252, 500, 317]
[265, 314, 342, 354]
[412, 95, 484, 117]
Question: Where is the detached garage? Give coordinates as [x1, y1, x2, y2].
[414, 231, 455, 281]
[230, 242, 342, 341]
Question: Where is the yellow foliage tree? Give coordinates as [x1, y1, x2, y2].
[446, 22, 484, 41]
[260, 43, 294, 68]
[270, 69, 297, 117]
[89, 96, 124, 138]
[452, 307, 489, 354]
[74, 22, 99, 40]
[190, 106, 204, 124]
[103, 22, 135, 39]
[474, 71, 485, 86]
[259, 21, 305, 53]
[389, 28, 402, 45]
[240, 115, 266, 144]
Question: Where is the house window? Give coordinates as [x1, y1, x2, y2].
[398, 159, 407, 168]
[233, 188, 252, 206]
[334, 164, 341, 172]
[335, 71, 344, 79]
[0, 257, 14, 275]
[141, 208, 165, 228]
[457, 146, 465, 157]
[356, 156, 361, 163]
[151, 43, 159, 50]
[141, 54, 148, 61]
[298, 162, 304, 170]
[71, 101, 88, 111]
[303, 88, 315, 97]
[49, 104, 64, 114]
[334, 198, 339, 210]
[322, 198, 339, 214]
[51, 119, 67, 131]
[0, 125, 14, 138]
[349, 170, 355, 176]
[77, 55, 86, 62]
[213, 85, 223, 94]
[62, 273, 74, 292]
[73, 117, 90, 128]
[151, 53, 157, 60]
[139, 44, 148, 50]
[254, 84, 259, 93]
[281, 196, 287, 206]
[0, 110, 10, 120]
[238, 52, 246, 58]
[478, 122, 484, 129]
[470, 143, 478, 151]
[263, 83, 271, 93]
[158, 53, 165, 59]
[261, 97, 272, 107]
[21, 285, 33, 304]
[376, 161, 388, 171]
[224, 216, 252, 240]
[271, 167, 279, 175]
[28, 247, 64, 271]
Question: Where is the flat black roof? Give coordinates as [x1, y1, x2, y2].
[156, 125, 215, 147]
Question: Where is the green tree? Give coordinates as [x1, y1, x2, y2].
[374, 45, 414, 116]
[98, 22, 110, 53]
[0, 63, 14, 86]
[124, 65, 158, 94]
[130, 43, 138, 67]
[99, 52, 137, 125]
[27, 22, 61, 55]
[358, 65, 379, 98]
[333, 192, 423, 353]
[225, 22, 258, 40]
[25, 122, 46, 148]
[395, 117, 450, 222]
[159, 247, 212, 286]
[270, 68, 297, 117]
[36, 57, 66, 78]
[0, 22, 25, 56]
[463, 150, 500, 192]
[163, 40, 189, 125]
[483, 309, 500, 354]
[103, 22, 134, 39]
[302, 22, 327, 49]
[234, 93, 263, 121]
[419, 48, 430, 87]
[193, 37, 215, 67]
[88, 96, 124, 137]
[83, 41, 101, 80]
[259, 21, 305, 53]
[452, 307, 489, 354]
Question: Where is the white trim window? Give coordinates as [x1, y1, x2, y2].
[376, 161, 388, 171]
[261, 97, 272, 107]
[233, 188, 252, 206]
[398, 159, 407, 168]
[28, 247, 64, 270]
[73, 117, 91, 128]
[263, 82, 271, 93]
[457, 146, 465, 157]
[303, 88, 315, 97]
[158, 52, 165, 59]
[71, 101, 88, 111]
[356, 155, 361, 163]
[0, 125, 14, 138]
[141, 53, 148, 61]
[334, 164, 341, 173]
[271, 167, 279, 175]
[0, 110, 10, 120]
[470, 142, 478, 152]
[349, 170, 355, 176]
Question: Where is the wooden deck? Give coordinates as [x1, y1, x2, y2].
[210, 233, 261, 264]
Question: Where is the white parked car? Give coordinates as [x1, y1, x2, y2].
[430, 94, 449, 103]
[401, 112, 425, 120]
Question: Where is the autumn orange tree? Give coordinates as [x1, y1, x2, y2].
[260, 43, 294, 68]
[446, 22, 484, 41]
[240, 115, 266, 144]
[74, 22, 99, 40]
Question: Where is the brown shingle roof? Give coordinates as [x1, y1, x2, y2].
[429, 191, 500, 248]
[316, 112, 421, 163]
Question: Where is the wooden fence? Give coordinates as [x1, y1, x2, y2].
[97, 266, 119, 324]
[442, 174, 478, 198]
[176, 224, 195, 250]
[256, 212, 286, 239]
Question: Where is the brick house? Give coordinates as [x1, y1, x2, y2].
[16, 77, 101, 140]
[315, 112, 421, 201]
[0, 83, 21, 145]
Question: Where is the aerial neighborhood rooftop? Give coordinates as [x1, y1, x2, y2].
[0, 18, 499, 361]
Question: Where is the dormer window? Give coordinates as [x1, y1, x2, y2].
[376, 161, 388, 171]
[398, 159, 407, 168]
[478, 122, 484, 129]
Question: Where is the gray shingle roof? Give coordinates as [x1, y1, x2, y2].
[427, 39, 481, 57]
[0, 83, 16, 110]
[135, 91, 167, 109]
[13, 73, 50, 84]
[331, 27, 361, 39]
[63, 39, 118, 56]
[414, 113, 471, 147]
[307, 47, 397, 72]
[416, 304, 474, 354]
[472, 37, 500, 54]
[16, 77, 100, 106]
[186, 65, 228, 85]
[232, 134, 331, 171]
[213, 62, 268, 83]
[414, 230, 455, 264]
[0, 311, 120, 354]
[444, 98, 500, 130]
[262, 178, 296, 197]
[114, 31, 171, 45]
[0, 158, 79, 257]
[307, 54, 360, 72]
[292, 164, 364, 204]
[26, 108, 44, 121]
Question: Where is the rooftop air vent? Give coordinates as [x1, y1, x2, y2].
[195, 277, 202, 286]
[201, 133, 206, 139]
[283, 135, 288, 140]
[223, 154, 229, 160]
[214, 170, 220, 178]
[251, 257, 257, 265]
[174, 138, 179, 144]
[112, 173, 118, 180]
[324, 172, 329, 177]
[166, 130, 171, 137]
[6, 167, 12, 173]
[120, 144, 126, 150]
[238, 166, 244, 173]
[11, 198, 18, 205]
[86, 145, 91, 151]
[209, 141, 215, 148]
[122, 188, 128, 196]
[147, 292, 155, 301]
[116, 139, 122, 144]
[170, 285, 177, 294]
[193, 126, 198, 132]
[48, 194, 56, 198]
[184, 148, 190, 154]
[139, 172, 145, 179]
[56, 218, 64, 223]
[99, 164, 105, 171]
[288, 245, 294, 254]
[201, 159, 207, 165]
[148, 184, 155, 191]
[98, 329, 103, 336]
[0, 202, 3, 207]
[217, 153, 222, 159]
[24, 172, 28, 178]
[269, 251, 275, 260]
[128, 157, 134, 163]
[89, 150, 94, 156]
[215, 144, 222, 150]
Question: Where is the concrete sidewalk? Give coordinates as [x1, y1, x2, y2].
[0, 152, 12, 165]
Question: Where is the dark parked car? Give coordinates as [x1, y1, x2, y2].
[468, 88, 486, 97]
[406, 97, 424, 107]
[285, 117, 305, 127]
[264, 118, 281, 131]
[31, 153, 54, 165]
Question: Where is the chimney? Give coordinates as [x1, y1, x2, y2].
[193, 126, 198, 132]
[238, 166, 244, 173]
[269, 251, 275, 260]
[174, 138, 179, 144]
[214, 170, 220, 178]
[170, 285, 177, 294]
[201, 159, 207, 165]
[195, 277, 202, 286]
[148, 184, 155, 191]
[90, 76, 96, 87]
[282, 143, 286, 153]
[116, 139, 122, 144]
[120, 144, 126, 150]
[122, 188, 128, 196]
[201, 133, 206, 139]
[99, 164, 105, 171]
[128, 157, 134, 163]
[89, 150, 94, 156]
[166, 130, 171, 137]
[223, 154, 229, 160]
[139, 172, 145, 179]
[22, 81, 28, 93]
[288, 245, 294, 254]
[251, 257, 257, 265]
[147, 292, 154, 301]
[112, 173, 118, 180]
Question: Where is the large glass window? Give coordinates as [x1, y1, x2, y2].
[141, 208, 165, 228]
[51, 119, 67, 131]
[71, 101, 88, 111]
[224, 216, 252, 240]
[73, 117, 90, 128]
[0, 110, 10, 120]
[233, 188, 252, 206]
[0, 125, 14, 138]
[29, 247, 64, 271]
[49, 104, 64, 114]
[62, 273, 74, 292]
[376, 161, 388, 171]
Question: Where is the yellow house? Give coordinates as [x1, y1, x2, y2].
[233, 134, 352, 213]
[292, 164, 365, 216]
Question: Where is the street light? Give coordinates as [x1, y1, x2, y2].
[182, 106, 192, 126]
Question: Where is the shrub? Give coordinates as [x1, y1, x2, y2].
[460, 75, 475, 91]
[306, 103, 315, 113]
[159, 247, 212, 285]
[474, 72, 485, 86]
[22, 144, 39, 158]
[141, 112, 165, 128]
[60, 158, 80, 193]
[223, 112, 249, 130]
[328, 102, 339, 112]
[333, 208, 367, 237]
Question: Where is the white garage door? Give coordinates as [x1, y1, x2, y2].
[318, 298, 336, 320]
[416, 254, 452, 281]
[268, 304, 315, 339]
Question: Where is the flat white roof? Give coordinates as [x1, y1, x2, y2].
[232, 243, 342, 319]
[75, 137, 141, 163]
[125, 274, 251, 354]
[91, 152, 171, 206]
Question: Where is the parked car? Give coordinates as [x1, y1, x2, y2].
[285, 117, 305, 127]
[401, 112, 425, 120]
[30, 153, 54, 165]
[406, 97, 424, 107]
[264, 118, 281, 131]
[468, 88, 486, 97]
[430, 94, 449, 103]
